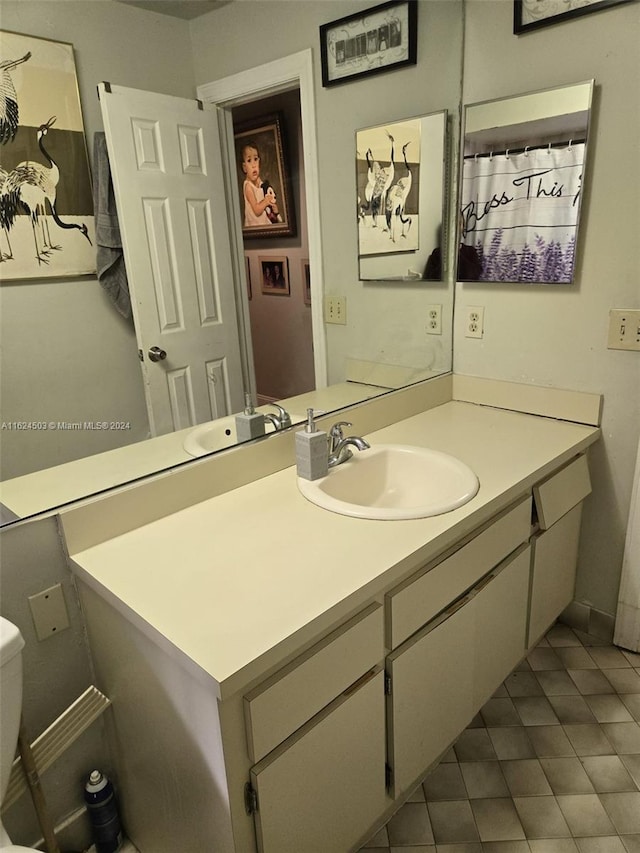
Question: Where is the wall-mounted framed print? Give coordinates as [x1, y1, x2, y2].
[259, 255, 290, 296]
[301, 259, 311, 304]
[0, 30, 95, 281]
[320, 0, 417, 88]
[234, 112, 295, 240]
[514, 0, 633, 33]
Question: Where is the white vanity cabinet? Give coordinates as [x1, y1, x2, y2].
[243, 603, 388, 853]
[527, 454, 592, 647]
[384, 499, 532, 798]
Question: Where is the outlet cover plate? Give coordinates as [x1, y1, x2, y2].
[28, 584, 70, 641]
[465, 306, 484, 339]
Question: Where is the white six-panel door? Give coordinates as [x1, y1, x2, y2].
[99, 83, 244, 436]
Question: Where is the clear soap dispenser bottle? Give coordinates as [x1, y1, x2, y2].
[235, 392, 266, 442]
[296, 408, 328, 481]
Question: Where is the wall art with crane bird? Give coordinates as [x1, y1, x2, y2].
[0, 29, 95, 280]
[356, 116, 421, 258]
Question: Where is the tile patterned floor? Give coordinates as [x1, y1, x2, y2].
[359, 623, 640, 853]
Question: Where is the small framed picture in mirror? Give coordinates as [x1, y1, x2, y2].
[260, 256, 290, 296]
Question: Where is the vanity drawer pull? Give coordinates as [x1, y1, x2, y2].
[534, 454, 591, 529]
[244, 602, 384, 763]
[386, 497, 532, 648]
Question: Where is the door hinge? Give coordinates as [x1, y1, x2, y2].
[138, 349, 144, 362]
[385, 762, 393, 791]
[384, 673, 392, 695]
[244, 782, 258, 815]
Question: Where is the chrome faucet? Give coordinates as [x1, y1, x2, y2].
[263, 403, 292, 431]
[327, 421, 370, 468]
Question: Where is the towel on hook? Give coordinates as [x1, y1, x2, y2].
[92, 131, 132, 320]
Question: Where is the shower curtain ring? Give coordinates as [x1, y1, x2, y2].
[524, 146, 530, 156]
[505, 148, 510, 159]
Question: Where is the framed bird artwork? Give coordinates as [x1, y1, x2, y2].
[0, 30, 95, 281]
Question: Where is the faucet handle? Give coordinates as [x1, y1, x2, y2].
[329, 421, 351, 438]
[266, 403, 291, 429]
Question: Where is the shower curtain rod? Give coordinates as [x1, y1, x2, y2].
[464, 138, 586, 160]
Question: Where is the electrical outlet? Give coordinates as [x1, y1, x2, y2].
[325, 295, 347, 325]
[28, 584, 70, 641]
[465, 306, 484, 339]
[607, 309, 640, 351]
[426, 304, 442, 335]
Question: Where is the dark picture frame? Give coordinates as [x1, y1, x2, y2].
[514, 0, 633, 33]
[259, 256, 290, 296]
[234, 112, 295, 240]
[320, 0, 418, 88]
[301, 259, 311, 305]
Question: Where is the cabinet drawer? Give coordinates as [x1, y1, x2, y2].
[386, 497, 531, 648]
[245, 602, 384, 763]
[534, 454, 591, 530]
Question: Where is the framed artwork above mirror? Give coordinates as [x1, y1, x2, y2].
[459, 80, 594, 284]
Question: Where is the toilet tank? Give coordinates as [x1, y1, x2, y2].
[0, 617, 25, 804]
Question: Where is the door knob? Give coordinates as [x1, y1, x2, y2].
[148, 346, 167, 362]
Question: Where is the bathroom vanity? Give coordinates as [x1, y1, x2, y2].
[62, 379, 600, 853]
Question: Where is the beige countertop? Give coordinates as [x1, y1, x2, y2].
[67, 401, 599, 700]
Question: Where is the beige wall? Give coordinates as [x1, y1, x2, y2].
[456, 0, 640, 616]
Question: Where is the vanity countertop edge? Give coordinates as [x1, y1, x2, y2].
[64, 400, 600, 701]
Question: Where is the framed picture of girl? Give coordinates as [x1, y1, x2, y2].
[234, 113, 295, 239]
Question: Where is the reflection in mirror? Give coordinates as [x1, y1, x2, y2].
[459, 80, 594, 283]
[357, 111, 447, 281]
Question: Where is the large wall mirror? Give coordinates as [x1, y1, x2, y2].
[357, 110, 447, 281]
[0, 0, 463, 528]
[459, 80, 594, 283]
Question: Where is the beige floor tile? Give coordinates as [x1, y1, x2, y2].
[528, 646, 565, 671]
[529, 841, 579, 852]
[528, 725, 577, 757]
[621, 695, 640, 723]
[601, 723, 640, 754]
[361, 824, 389, 847]
[538, 670, 582, 696]
[563, 724, 615, 756]
[387, 802, 435, 846]
[469, 798, 525, 842]
[540, 756, 596, 794]
[549, 695, 598, 724]
[513, 696, 561, 725]
[501, 758, 553, 796]
[459, 760, 509, 799]
[427, 800, 479, 844]
[422, 763, 468, 802]
[480, 697, 523, 727]
[453, 728, 497, 761]
[556, 793, 616, 836]
[512, 794, 571, 838]
[581, 755, 638, 793]
[569, 670, 616, 695]
[588, 648, 634, 669]
[620, 834, 640, 852]
[603, 670, 640, 695]
[547, 625, 582, 647]
[481, 841, 530, 852]
[505, 671, 544, 697]
[599, 792, 640, 834]
[586, 696, 635, 723]
[432, 844, 482, 853]
[556, 647, 599, 670]
[620, 754, 640, 787]
[620, 650, 640, 667]
[488, 726, 536, 760]
[575, 837, 628, 852]
[389, 847, 435, 853]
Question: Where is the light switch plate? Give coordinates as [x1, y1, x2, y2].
[325, 296, 346, 325]
[607, 309, 640, 351]
[28, 584, 70, 641]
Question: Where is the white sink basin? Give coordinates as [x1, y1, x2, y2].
[183, 413, 303, 458]
[297, 444, 479, 520]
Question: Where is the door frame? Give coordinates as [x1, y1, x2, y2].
[197, 49, 328, 394]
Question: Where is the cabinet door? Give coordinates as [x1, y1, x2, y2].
[528, 503, 583, 647]
[388, 546, 531, 798]
[250, 669, 387, 853]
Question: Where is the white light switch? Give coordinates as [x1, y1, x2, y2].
[607, 309, 640, 351]
[28, 584, 70, 641]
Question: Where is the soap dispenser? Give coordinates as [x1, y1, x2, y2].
[235, 393, 266, 442]
[296, 408, 328, 481]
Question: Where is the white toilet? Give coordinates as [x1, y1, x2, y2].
[0, 616, 37, 852]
